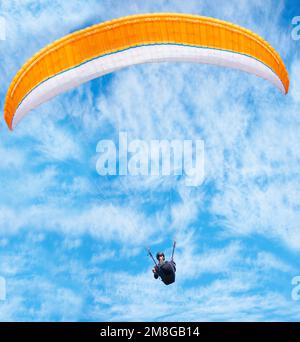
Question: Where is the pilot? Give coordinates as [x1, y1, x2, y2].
[152, 252, 166, 279]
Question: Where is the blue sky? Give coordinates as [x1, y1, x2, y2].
[0, 0, 300, 321]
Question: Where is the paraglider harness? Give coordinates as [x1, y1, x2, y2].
[147, 241, 176, 285]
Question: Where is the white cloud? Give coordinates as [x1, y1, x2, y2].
[0, 203, 157, 246]
[253, 252, 295, 273]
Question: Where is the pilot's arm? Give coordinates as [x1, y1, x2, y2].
[152, 266, 159, 279]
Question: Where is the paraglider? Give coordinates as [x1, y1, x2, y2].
[4, 13, 289, 130]
[147, 241, 176, 285]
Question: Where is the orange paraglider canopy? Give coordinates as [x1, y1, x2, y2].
[4, 13, 289, 130]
